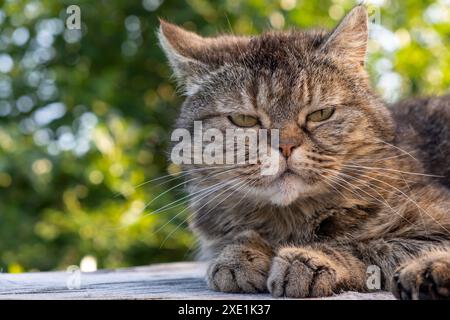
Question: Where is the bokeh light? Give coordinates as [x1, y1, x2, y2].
[0, 0, 449, 273]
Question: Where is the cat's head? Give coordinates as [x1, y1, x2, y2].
[159, 6, 395, 207]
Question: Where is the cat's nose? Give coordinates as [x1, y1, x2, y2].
[279, 143, 298, 158]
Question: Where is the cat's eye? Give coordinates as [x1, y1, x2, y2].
[228, 114, 259, 127]
[307, 107, 335, 122]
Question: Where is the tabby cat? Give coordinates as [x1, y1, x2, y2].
[158, 6, 450, 299]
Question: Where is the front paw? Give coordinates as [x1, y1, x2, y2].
[207, 244, 271, 293]
[267, 247, 341, 298]
[392, 252, 450, 300]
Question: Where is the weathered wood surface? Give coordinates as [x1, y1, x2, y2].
[0, 261, 394, 300]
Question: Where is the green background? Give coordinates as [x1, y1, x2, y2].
[0, 0, 449, 272]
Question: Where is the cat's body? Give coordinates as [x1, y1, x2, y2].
[159, 6, 450, 299]
[392, 96, 450, 189]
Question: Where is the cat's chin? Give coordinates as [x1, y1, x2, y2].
[254, 173, 314, 207]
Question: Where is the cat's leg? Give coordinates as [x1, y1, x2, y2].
[207, 230, 273, 293]
[354, 238, 450, 299]
[348, 182, 450, 300]
[392, 248, 450, 300]
[267, 243, 367, 298]
[356, 239, 450, 300]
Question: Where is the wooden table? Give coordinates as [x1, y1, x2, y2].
[0, 261, 395, 300]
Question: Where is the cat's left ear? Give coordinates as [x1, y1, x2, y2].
[321, 5, 368, 67]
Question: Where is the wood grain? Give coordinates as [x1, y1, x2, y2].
[0, 262, 395, 300]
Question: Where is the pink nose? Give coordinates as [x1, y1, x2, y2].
[279, 143, 297, 158]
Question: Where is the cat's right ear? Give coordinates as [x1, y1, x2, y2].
[158, 20, 249, 95]
[158, 20, 209, 94]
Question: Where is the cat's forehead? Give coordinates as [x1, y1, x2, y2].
[192, 31, 355, 122]
[229, 33, 341, 119]
[201, 64, 346, 129]
[252, 68, 308, 122]
[254, 70, 345, 122]
[241, 30, 327, 69]
[214, 59, 346, 123]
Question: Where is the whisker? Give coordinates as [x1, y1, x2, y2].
[155, 167, 258, 234]
[113, 165, 239, 198]
[332, 168, 449, 235]
[158, 172, 256, 247]
[144, 178, 231, 216]
[141, 166, 240, 214]
[114, 175, 237, 231]
[355, 152, 417, 163]
[374, 138, 420, 163]
[300, 166, 357, 201]
[145, 164, 258, 217]
[341, 165, 419, 184]
[341, 163, 443, 178]
[333, 169, 430, 236]
[227, 179, 259, 211]
[322, 169, 417, 228]
[185, 174, 257, 231]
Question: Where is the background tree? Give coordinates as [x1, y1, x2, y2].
[0, 0, 449, 272]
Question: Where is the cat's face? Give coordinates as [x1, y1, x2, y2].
[159, 6, 395, 206]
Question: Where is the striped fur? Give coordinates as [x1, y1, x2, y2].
[159, 6, 450, 299]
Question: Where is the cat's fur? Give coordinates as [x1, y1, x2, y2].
[158, 6, 450, 299]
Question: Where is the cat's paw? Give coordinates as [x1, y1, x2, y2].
[207, 244, 271, 293]
[392, 252, 450, 300]
[267, 247, 340, 298]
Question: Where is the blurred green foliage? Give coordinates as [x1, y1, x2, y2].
[0, 0, 449, 272]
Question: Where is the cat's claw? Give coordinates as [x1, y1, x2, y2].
[392, 253, 450, 300]
[206, 244, 270, 293]
[267, 247, 339, 298]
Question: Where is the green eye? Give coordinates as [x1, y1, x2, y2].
[307, 107, 335, 122]
[228, 114, 259, 127]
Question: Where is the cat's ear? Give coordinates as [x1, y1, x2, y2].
[158, 19, 249, 94]
[321, 5, 368, 67]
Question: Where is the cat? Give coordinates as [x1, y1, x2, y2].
[158, 5, 450, 300]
